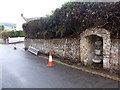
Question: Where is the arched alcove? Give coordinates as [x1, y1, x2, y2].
[80, 28, 111, 69]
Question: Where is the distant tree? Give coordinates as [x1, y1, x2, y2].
[0, 25, 4, 31]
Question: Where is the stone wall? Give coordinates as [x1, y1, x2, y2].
[25, 38, 80, 62]
[110, 39, 119, 71]
[0, 38, 6, 44]
[24, 28, 119, 71]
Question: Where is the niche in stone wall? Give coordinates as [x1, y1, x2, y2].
[80, 28, 111, 69]
[85, 35, 103, 67]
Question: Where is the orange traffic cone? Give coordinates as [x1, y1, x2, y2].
[13, 43, 16, 50]
[47, 50, 54, 67]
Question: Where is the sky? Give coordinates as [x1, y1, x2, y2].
[0, 0, 69, 24]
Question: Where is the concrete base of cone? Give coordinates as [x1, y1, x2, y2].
[47, 62, 54, 67]
[13, 44, 17, 50]
[14, 47, 16, 50]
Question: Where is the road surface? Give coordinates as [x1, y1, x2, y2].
[0, 43, 119, 88]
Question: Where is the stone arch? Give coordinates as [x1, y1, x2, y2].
[80, 28, 111, 69]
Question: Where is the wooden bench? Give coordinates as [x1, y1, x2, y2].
[28, 46, 39, 55]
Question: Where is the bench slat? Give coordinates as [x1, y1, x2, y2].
[28, 46, 39, 55]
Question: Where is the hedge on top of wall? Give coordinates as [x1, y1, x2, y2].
[23, 2, 120, 39]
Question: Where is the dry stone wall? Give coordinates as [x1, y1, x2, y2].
[25, 38, 80, 62]
[24, 28, 119, 71]
[110, 39, 119, 71]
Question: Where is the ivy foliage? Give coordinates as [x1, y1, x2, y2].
[23, 2, 120, 39]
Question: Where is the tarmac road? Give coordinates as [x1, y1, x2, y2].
[0, 43, 119, 88]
